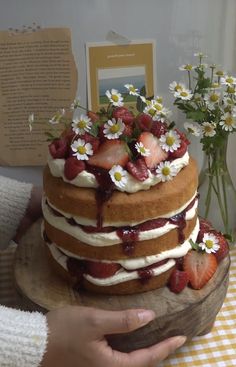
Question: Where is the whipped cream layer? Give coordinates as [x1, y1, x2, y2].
[48, 152, 189, 193]
[43, 191, 197, 227]
[45, 219, 199, 286]
[42, 195, 198, 246]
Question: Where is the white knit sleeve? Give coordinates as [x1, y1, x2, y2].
[0, 306, 48, 367]
[0, 176, 32, 249]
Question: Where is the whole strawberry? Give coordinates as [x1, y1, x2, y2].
[112, 107, 135, 124]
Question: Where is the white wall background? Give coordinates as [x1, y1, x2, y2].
[0, 0, 236, 185]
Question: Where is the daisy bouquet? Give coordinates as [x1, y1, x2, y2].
[170, 52, 236, 239]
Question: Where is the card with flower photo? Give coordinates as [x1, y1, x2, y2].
[86, 41, 156, 112]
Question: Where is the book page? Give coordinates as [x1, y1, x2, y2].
[0, 28, 78, 166]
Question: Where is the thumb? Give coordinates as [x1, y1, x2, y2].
[92, 308, 155, 337]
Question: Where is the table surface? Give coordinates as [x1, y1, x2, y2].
[1, 243, 236, 367]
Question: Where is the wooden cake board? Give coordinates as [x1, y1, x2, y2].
[14, 220, 230, 352]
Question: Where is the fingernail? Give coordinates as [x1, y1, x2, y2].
[174, 336, 187, 348]
[137, 310, 156, 326]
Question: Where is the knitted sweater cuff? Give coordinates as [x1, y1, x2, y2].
[0, 176, 32, 249]
[0, 306, 48, 367]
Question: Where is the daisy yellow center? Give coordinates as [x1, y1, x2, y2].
[210, 93, 219, 102]
[154, 104, 163, 111]
[180, 91, 188, 97]
[162, 167, 170, 176]
[205, 240, 214, 249]
[226, 77, 234, 84]
[166, 136, 175, 146]
[227, 86, 235, 94]
[149, 108, 156, 117]
[111, 95, 119, 102]
[185, 64, 193, 70]
[78, 120, 87, 129]
[78, 146, 86, 154]
[174, 84, 183, 91]
[156, 97, 163, 103]
[211, 83, 219, 88]
[114, 172, 122, 181]
[216, 70, 224, 76]
[140, 147, 146, 154]
[205, 125, 213, 133]
[188, 127, 194, 133]
[225, 116, 233, 126]
[110, 124, 120, 134]
[130, 86, 136, 92]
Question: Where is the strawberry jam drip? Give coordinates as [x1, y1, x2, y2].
[86, 166, 115, 229]
[67, 257, 85, 279]
[169, 213, 186, 244]
[137, 259, 168, 283]
[116, 228, 140, 256]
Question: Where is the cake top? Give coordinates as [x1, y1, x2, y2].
[47, 85, 190, 193]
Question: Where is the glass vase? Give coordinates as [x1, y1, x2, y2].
[198, 136, 236, 242]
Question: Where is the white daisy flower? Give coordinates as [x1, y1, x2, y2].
[226, 85, 236, 95]
[105, 89, 124, 106]
[49, 108, 65, 125]
[220, 75, 236, 86]
[156, 161, 178, 182]
[184, 122, 201, 137]
[204, 91, 221, 109]
[215, 70, 225, 78]
[169, 81, 185, 93]
[135, 142, 150, 157]
[199, 233, 220, 254]
[109, 165, 128, 188]
[72, 114, 92, 135]
[194, 52, 207, 58]
[202, 122, 216, 137]
[143, 104, 158, 119]
[159, 130, 181, 152]
[71, 138, 93, 160]
[103, 118, 125, 139]
[219, 112, 236, 132]
[124, 84, 139, 96]
[70, 98, 80, 110]
[154, 95, 163, 104]
[179, 64, 195, 71]
[174, 88, 193, 100]
[28, 113, 34, 132]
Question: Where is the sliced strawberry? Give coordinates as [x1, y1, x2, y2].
[136, 113, 153, 131]
[175, 128, 190, 145]
[184, 250, 217, 290]
[85, 261, 121, 279]
[151, 120, 168, 138]
[209, 231, 229, 263]
[112, 107, 135, 124]
[126, 158, 149, 181]
[87, 111, 99, 122]
[169, 269, 189, 293]
[64, 157, 85, 180]
[138, 132, 168, 169]
[49, 138, 69, 159]
[87, 140, 129, 170]
[168, 140, 188, 159]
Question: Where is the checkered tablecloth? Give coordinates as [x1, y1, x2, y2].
[0, 244, 236, 366]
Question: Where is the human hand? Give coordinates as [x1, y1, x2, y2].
[41, 306, 186, 367]
[14, 186, 42, 242]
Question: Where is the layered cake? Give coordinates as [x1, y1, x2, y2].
[42, 89, 229, 294]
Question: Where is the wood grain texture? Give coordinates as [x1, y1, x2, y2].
[14, 220, 230, 352]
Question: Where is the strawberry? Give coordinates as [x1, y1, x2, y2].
[209, 231, 229, 263]
[197, 218, 214, 242]
[168, 140, 188, 159]
[175, 257, 184, 271]
[126, 158, 149, 181]
[87, 111, 99, 122]
[183, 250, 217, 290]
[112, 107, 135, 124]
[85, 261, 121, 279]
[136, 113, 153, 131]
[64, 157, 85, 180]
[49, 138, 69, 159]
[151, 120, 168, 138]
[169, 269, 189, 293]
[123, 124, 133, 137]
[175, 129, 190, 145]
[87, 140, 129, 169]
[138, 132, 168, 169]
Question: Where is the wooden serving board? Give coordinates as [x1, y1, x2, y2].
[14, 220, 230, 352]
